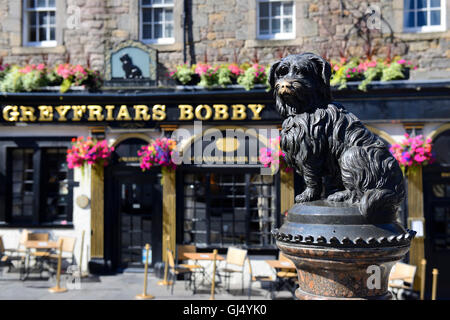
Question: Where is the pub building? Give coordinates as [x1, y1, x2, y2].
[0, 79, 449, 296]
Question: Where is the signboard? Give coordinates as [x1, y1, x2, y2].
[1, 103, 278, 124]
[104, 40, 157, 84]
[142, 247, 152, 265]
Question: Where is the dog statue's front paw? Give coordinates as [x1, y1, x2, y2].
[295, 188, 321, 203]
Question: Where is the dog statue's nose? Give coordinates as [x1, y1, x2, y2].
[278, 80, 292, 95]
[280, 81, 290, 90]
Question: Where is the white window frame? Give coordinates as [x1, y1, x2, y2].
[139, 0, 175, 45]
[22, 0, 57, 47]
[403, 0, 447, 33]
[257, 0, 295, 40]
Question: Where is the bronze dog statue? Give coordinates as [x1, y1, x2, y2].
[269, 53, 405, 223]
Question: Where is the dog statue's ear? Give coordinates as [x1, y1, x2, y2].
[311, 56, 331, 86]
[269, 60, 281, 90]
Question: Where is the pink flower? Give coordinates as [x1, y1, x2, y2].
[397, 59, 406, 65]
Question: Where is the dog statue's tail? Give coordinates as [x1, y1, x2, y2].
[359, 183, 405, 223]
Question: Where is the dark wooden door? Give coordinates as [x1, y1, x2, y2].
[106, 167, 162, 270]
[424, 170, 450, 299]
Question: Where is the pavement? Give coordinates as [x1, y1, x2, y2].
[0, 268, 295, 300]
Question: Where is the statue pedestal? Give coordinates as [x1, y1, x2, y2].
[273, 201, 415, 300]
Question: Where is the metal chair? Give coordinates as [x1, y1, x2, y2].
[167, 249, 195, 295]
[0, 236, 26, 278]
[219, 247, 248, 294]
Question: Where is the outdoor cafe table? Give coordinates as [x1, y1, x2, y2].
[181, 252, 225, 288]
[21, 241, 59, 280]
[265, 259, 298, 297]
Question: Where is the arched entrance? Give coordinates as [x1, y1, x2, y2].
[104, 137, 162, 270]
[423, 129, 450, 298]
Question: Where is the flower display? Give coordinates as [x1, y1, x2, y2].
[389, 133, 434, 174]
[0, 63, 102, 93]
[169, 63, 197, 85]
[66, 137, 114, 170]
[237, 63, 269, 91]
[259, 136, 293, 174]
[138, 137, 177, 172]
[330, 56, 417, 91]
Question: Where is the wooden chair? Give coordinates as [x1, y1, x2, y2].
[247, 257, 276, 299]
[277, 252, 297, 279]
[176, 244, 204, 272]
[47, 237, 77, 268]
[219, 247, 248, 294]
[389, 262, 417, 299]
[167, 249, 195, 295]
[28, 233, 51, 259]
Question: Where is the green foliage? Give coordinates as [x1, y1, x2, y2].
[0, 66, 23, 92]
[237, 64, 268, 91]
[170, 64, 194, 85]
[217, 66, 232, 87]
[381, 61, 405, 82]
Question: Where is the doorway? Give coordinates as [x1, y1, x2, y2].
[423, 129, 450, 299]
[104, 137, 162, 270]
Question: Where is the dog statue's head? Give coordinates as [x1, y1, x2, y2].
[120, 53, 132, 65]
[269, 53, 332, 117]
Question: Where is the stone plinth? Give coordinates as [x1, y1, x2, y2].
[273, 201, 415, 300]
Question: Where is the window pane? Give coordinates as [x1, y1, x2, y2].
[154, 24, 163, 38]
[39, 27, 47, 41]
[283, 2, 293, 16]
[49, 11, 55, 25]
[430, 10, 441, 25]
[272, 18, 281, 33]
[259, 2, 269, 17]
[142, 8, 152, 23]
[417, 0, 427, 9]
[283, 18, 293, 33]
[404, 11, 415, 27]
[27, 0, 35, 8]
[153, 0, 163, 4]
[29, 12, 36, 26]
[142, 0, 151, 5]
[165, 9, 173, 22]
[154, 8, 163, 22]
[404, 0, 415, 9]
[50, 27, 55, 40]
[37, 0, 46, 7]
[417, 10, 427, 26]
[39, 11, 47, 25]
[430, 0, 441, 7]
[48, 0, 55, 7]
[271, 2, 281, 16]
[164, 0, 173, 4]
[165, 23, 173, 38]
[143, 24, 152, 39]
[259, 18, 269, 34]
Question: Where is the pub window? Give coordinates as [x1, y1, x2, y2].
[183, 170, 280, 249]
[10, 149, 35, 223]
[41, 148, 71, 224]
[6, 146, 73, 226]
[257, 0, 295, 40]
[140, 0, 175, 44]
[403, 0, 446, 32]
[23, 0, 57, 47]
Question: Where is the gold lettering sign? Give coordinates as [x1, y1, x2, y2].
[1, 104, 266, 122]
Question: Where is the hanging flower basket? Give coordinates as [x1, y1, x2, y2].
[389, 133, 435, 176]
[138, 137, 177, 178]
[259, 136, 293, 175]
[66, 137, 114, 173]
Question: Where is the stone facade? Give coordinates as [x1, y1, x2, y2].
[0, 0, 449, 83]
